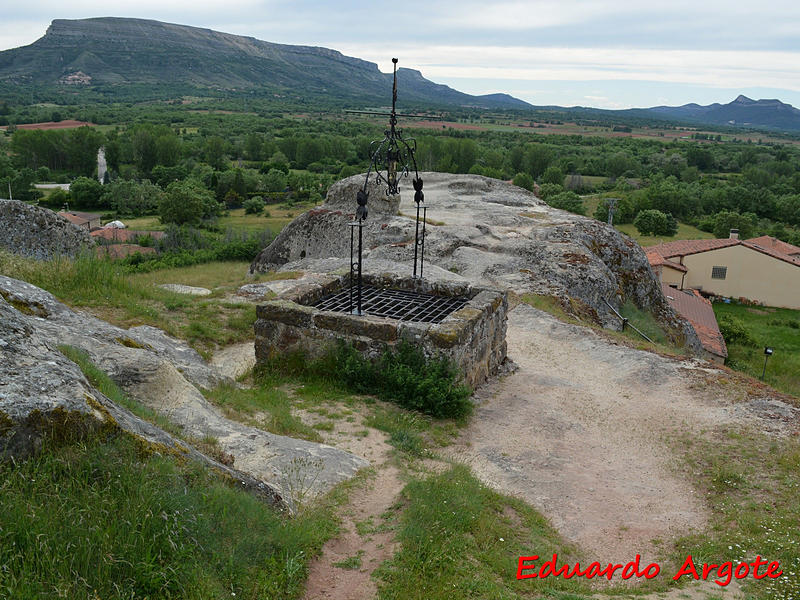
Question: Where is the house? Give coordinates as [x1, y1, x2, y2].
[57, 211, 102, 230]
[661, 283, 727, 363]
[647, 232, 800, 309]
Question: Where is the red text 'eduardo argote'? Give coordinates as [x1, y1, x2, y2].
[517, 554, 783, 586]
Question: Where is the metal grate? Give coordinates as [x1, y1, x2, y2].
[312, 285, 468, 324]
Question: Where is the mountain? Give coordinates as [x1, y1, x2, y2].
[0, 17, 530, 110]
[647, 95, 800, 131]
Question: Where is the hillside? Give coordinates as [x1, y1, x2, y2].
[0, 17, 530, 109]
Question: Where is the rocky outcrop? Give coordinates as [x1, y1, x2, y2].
[250, 173, 701, 351]
[0, 199, 93, 260]
[0, 275, 368, 508]
[0, 292, 283, 506]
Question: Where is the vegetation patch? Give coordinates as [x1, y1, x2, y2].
[376, 464, 589, 599]
[713, 301, 800, 398]
[671, 427, 800, 600]
[263, 341, 473, 420]
[205, 382, 322, 442]
[0, 433, 338, 599]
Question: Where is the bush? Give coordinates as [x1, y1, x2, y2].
[545, 191, 585, 215]
[633, 209, 677, 236]
[159, 179, 222, 225]
[512, 172, 534, 192]
[272, 341, 472, 420]
[243, 196, 265, 214]
[718, 315, 758, 347]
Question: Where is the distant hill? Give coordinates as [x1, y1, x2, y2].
[647, 95, 800, 131]
[0, 17, 530, 110]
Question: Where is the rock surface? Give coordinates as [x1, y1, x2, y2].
[0, 275, 368, 508]
[159, 283, 212, 296]
[0, 199, 93, 259]
[0, 292, 283, 506]
[250, 173, 701, 351]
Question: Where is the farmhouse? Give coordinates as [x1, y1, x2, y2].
[647, 233, 800, 310]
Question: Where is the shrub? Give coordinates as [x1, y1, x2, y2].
[244, 196, 265, 214]
[545, 191, 585, 215]
[718, 315, 758, 347]
[271, 341, 473, 420]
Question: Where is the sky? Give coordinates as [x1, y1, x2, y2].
[3, 0, 800, 110]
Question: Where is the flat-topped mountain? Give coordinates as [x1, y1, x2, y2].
[0, 17, 530, 109]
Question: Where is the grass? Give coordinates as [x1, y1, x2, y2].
[670, 427, 800, 600]
[375, 464, 591, 599]
[615, 222, 715, 247]
[0, 251, 258, 358]
[0, 433, 340, 600]
[519, 293, 683, 356]
[122, 204, 314, 235]
[204, 383, 322, 442]
[712, 301, 800, 398]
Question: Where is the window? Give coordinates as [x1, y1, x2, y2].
[711, 266, 727, 280]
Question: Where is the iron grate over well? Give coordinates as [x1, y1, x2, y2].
[312, 285, 469, 324]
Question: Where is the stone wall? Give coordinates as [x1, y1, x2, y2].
[0, 199, 93, 260]
[254, 272, 508, 389]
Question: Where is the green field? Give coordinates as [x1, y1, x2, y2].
[122, 205, 309, 235]
[712, 302, 800, 398]
[615, 222, 716, 246]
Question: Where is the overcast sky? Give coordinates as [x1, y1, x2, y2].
[3, 0, 800, 109]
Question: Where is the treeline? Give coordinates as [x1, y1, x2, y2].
[2, 102, 800, 244]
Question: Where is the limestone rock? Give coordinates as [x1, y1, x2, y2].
[250, 173, 701, 351]
[0, 199, 93, 260]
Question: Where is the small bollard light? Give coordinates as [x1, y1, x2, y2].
[761, 347, 774, 381]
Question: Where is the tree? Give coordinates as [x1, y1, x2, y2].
[541, 165, 565, 185]
[545, 191, 585, 215]
[102, 180, 164, 217]
[634, 209, 673, 236]
[204, 136, 227, 171]
[159, 179, 221, 225]
[711, 210, 758, 239]
[243, 196, 265, 215]
[263, 168, 287, 193]
[69, 176, 104, 208]
[512, 172, 534, 192]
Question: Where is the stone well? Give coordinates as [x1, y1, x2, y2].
[254, 271, 508, 389]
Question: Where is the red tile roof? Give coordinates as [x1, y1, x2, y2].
[646, 250, 687, 272]
[95, 244, 156, 259]
[647, 238, 740, 259]
[91, 229, 165, 242]
[649, 237, 800, 269]
[746, 236, 800, 256]
[661, 284, 727, 359]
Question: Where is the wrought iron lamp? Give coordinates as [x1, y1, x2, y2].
[348, 58, 426, 315]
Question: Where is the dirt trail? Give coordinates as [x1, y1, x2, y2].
[448, 304, 774, 573]
[299, 404, 403, 600]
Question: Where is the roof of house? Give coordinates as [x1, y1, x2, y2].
[746, 236, 800, 256]
[91, 229, 165, 242]
[661, 283, 727, 359]
[647, 236, 800, 268]
[57, 211, 102, 226]
[646, 250, 687, 272]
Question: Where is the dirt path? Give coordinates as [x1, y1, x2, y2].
[448, 304, 780, 575]
[298, 404, 403, 600]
